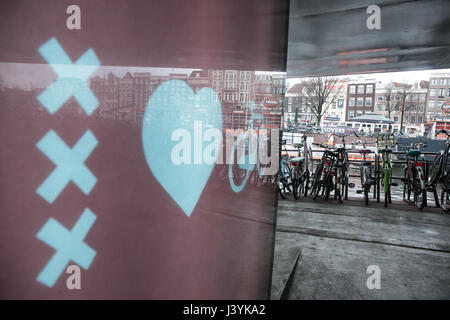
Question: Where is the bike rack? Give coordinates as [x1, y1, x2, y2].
[283, 146, 441, 205]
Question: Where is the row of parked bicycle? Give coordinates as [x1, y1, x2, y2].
[278, 130, 450, 213]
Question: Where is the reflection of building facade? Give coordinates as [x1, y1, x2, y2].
[187, 70, 210, 93]
[270, 73, 286, 107]
[211, 70, 253, 129]
[90, 69, 285, 129]
[252, 72, 285, 129]
[254, 73, 273, 106]
[90, 72, 152, 123]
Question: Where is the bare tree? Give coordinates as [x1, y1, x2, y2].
[392, 82, 415, 133]
[295, 76, 343, 126]
[383, 82, 395, 120]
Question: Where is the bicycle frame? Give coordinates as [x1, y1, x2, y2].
[399, 141, 427, 209]
[382, 152, 392, 193]
[429, 132, 450, 189]
[405, 147, 425, 189]
[310, 144, 338, 200]
[333, 133, 353, 201]
[291, 133, 312, 199]
[278, 142, 293, 197]
[427, 129, 450, 212]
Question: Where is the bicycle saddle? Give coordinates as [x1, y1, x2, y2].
[379, 148, 393, 153]
[407, 150, 422, 157]
[336, 147, 347, 153]
[293, 143, 304, 148]
[358, 149, 371, 154]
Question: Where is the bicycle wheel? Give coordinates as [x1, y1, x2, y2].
[428, 154, 442, 186]
[324, 174, 333, 200]
[413, 185, 426, 210]
[383, 168, 390, 207]
[361, 166, 370, 205]
[278, 175, 288, 199]
[277, 160, 290, 199]
[293, 170, 302, 200]
[336, 166, 345, 203]
[313, 172, 324, 200]
[303, 171, 310, 197]
[440, 189, 450, 213]
[403, 168, 411, 201]
[313, 182, 321, 200]
[414, 170, 426, 210]
[277, 174, 286, 199]
[364, 187, 369, 205]
[310, 163, 323, 197]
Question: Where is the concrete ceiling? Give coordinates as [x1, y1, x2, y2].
[287, 0, 450, 77]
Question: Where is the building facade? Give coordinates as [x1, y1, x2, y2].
[426, 73, 450, 121]
[345, 79, 376, 121]
[375, 81, 428, 132]
[284, 83, 316, 128]
[322, 80, 347, 127]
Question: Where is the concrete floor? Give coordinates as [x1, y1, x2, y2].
[271, 197, 450, 299]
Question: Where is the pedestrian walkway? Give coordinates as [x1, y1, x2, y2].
[271, 198, 450, 299]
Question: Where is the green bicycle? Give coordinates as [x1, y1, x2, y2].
[377, 133, 397, 207]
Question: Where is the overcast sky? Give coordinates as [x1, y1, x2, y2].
[286, 68, 450, 88]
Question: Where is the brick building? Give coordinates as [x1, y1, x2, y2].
[345, 79, 376, 121]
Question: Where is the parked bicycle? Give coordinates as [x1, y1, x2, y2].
[278, 140, 293, 199]
[427, 129, 450, 212]
[398, 141, 427, 210]
[332, 132, 357, 203]
[291, 133, 312, 200]
[354, 141, 376, 205]
[309, 143, 339, 201]
[376, 133, 397, 207]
